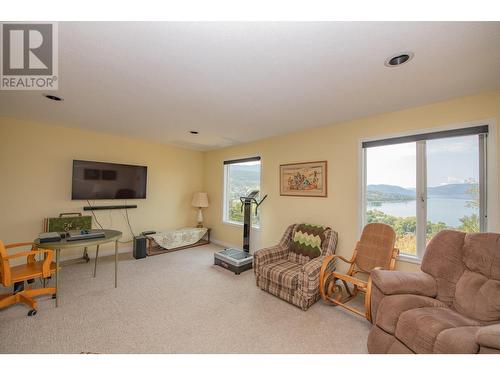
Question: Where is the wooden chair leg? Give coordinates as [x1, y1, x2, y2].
[329, 298, 366, 318]
[23, 287, 56, 298]
[365, 277, 374, 322]
[18, 293, 37, 309]
[0, 287, 56, 313]
[0, 293, 19, 309]
[322, 276, 372, 322]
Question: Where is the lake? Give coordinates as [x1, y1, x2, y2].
[367, 197, 477, 227]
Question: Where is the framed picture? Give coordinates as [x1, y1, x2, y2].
[280, 161, 327, 197]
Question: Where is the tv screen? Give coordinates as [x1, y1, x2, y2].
[72, 160, 147, 200]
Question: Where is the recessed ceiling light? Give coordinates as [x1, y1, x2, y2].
[189, 131, 199, 135]
[385, 52, 414, 67]
[43, 94, 64, 101]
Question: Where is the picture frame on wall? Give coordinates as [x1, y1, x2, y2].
[279, 160, 327, 197]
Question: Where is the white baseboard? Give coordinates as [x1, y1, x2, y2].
[210, 238, 236, 249]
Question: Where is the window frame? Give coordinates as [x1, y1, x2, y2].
[359, 120, 497, 263]
[222, 156, 262, 229]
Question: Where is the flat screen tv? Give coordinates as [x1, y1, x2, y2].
[72, 160, 147, 200]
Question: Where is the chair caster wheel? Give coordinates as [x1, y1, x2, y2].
[28, 309, 37, 316]
[52, 294, 57, 299]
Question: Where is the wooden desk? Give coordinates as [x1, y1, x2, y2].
[35, 230, 122, 307]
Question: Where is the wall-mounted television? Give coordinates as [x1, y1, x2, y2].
[72, 160, 147, 200]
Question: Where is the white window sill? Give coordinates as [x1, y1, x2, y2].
[397, 254, 422, 265]
[222, 220, 261, 231]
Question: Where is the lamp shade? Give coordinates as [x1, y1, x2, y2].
[191, 192, 209, 208]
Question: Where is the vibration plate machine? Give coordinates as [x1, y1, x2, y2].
[214, 190, 267, 274]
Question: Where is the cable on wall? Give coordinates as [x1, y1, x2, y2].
[87, 200, 104, 230]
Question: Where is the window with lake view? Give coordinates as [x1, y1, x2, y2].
[363, 127, 487, 259]
[223, 157, 261, 226]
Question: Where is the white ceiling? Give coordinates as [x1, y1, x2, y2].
[1, 22, 500, 150]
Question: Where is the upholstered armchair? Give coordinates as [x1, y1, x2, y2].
[368, 230, 500, 354]
[254, 224, 338, 310]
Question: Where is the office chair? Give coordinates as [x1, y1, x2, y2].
[0, 240, 57, 316]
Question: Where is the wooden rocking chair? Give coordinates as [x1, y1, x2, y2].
[319, 223, 398, 322]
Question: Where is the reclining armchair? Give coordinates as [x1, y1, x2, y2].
[254, 224, 338, 310]
[368, 230, 500, 354]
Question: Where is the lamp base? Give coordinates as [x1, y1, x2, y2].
[196, 208, 204, 228]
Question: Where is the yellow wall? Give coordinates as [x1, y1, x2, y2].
[202, 91, 500, 271]
[2, 91, 499, 269]
[0, 117, 204, 259]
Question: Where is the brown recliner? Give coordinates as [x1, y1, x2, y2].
[367, 230, 500, 354]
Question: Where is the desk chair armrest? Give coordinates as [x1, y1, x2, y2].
[4, 249, 48, 259]
[5, 249, 54, 277]
[4, 242, 37, 249]
[4, 242, 39, 263]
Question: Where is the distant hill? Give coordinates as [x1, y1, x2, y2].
[427, 183, 478, 199]
[367, 184, 414, 202]
[367, 184, 413, 196]
[367, 183, 477, 202]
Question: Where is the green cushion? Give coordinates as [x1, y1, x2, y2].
[290, 224, 328, 259]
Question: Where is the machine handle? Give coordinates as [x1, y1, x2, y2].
[239, 194, 268, 215]
[59, 212, 83, 217]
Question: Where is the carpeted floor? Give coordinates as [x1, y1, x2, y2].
[0, 244, 370, 353]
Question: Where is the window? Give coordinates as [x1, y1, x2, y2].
[362, 126, 488, 259]
[223, 157, 261, 226]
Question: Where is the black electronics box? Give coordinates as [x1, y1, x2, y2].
[133, 236, 147, 259]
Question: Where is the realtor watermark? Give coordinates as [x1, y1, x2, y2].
[0, 22, 58, 90]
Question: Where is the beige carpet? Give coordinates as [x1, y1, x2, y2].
[0, 244, 370, 353]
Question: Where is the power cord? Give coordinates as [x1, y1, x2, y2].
[117, 207, 135, 244]
[86, 199, 136, 243]
[124, 200, 136, 238]
[87, 200, 104, 230]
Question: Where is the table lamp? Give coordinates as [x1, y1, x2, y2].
[192, 192, 209, 228]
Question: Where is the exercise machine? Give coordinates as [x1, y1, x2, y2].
[214, 190, 267, 274]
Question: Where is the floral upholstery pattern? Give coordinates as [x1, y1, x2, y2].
[147, 227, 207, 250]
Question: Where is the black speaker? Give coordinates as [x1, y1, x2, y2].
[133, 236, 147, 259]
